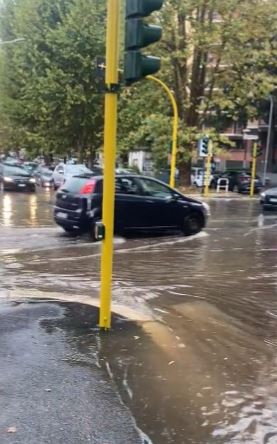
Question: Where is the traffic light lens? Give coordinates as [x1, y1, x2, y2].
[124, 51, 161, 84]
[125, 19, 162, 50]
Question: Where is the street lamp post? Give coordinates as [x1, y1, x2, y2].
[146, 75, 179, 188]
[262, 94, 274, 186]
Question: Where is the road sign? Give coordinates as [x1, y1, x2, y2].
[243, 134, 259, 140]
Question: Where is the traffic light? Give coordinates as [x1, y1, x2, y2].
[252, 142, 263, 158]
[257, 143, 263, 157]
[198, 137, 209, 157]
[124, 0, 163, 85]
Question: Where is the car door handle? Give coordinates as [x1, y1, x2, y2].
[145, 199, 154, 203]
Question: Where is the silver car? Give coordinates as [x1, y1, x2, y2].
[52, 163, 93, 190]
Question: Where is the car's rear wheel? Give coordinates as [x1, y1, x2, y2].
[62, 227, 78, 234]
[89, 220, 101, 242]
[182, 212, 204, 236]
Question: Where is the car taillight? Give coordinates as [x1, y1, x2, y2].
[240, 175, 249, 183]
[80, 180, 96, 194]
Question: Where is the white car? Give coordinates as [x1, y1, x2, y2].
[191, 167, 214, 188]
[52, 163, 93, 190]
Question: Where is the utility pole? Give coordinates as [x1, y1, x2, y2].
[99, 0, 121, 329]
[204, 139, 212, 197]
[250, 142, 258, 197]
[262, 94, 274, 186]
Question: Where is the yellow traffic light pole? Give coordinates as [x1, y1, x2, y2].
[99, 0, 121, 329]
[250, 142, 257, 198]
[146, 75, 178, 188]
[204, 139, 213, 197]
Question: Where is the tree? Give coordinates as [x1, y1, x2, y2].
[0, 0, 275, 178]
[0, 0, 106, 161]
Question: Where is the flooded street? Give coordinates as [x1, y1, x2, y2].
[1, 189, 277, 443]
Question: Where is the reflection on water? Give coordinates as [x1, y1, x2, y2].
[99, 301, 277, 444]
[0, 189, 55, 227]
[29, 193, 38, 226]
[2, 194, 12, 227]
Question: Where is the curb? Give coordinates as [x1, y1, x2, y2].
[186, 193, 260, 200]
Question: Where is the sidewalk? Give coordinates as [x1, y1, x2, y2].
[179, 188, 260, 200]
[0, 301, 144, 444]
[191, 192, 260, 200]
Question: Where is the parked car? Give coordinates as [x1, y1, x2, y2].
[0, 163, 36, 192]
[2, 157, 22, 167]
[115, 167, 134, 175]
[54, 174, 209, 240]
[191, 167, 216, 188]
[52, 163, 99, 190]
[217, 170, 263, 193]
[34, 166, 54, 187]
[23, 161, 39, 174]
[260, 187, 277, 210]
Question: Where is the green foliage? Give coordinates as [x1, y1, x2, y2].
[0, 0, 276, 182]
[0, 0, 106, 159]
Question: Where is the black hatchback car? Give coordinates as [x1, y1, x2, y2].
[54, 175, 209, 240]
[0, 163, 36, 192]
[218, 170, 263, 193]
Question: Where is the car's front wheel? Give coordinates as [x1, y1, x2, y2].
[210, 180, 216, 189]
[182, 212, 204, 236]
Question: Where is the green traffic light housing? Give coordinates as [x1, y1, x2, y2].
[125, 18, 162, 50]
[124, 51, 161, 84]
[198, 136, 209, 157]
[126, 0, 163, 18]
[124, 0, 164, 85]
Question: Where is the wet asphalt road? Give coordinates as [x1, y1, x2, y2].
[0, 302, 144, 444]
[0, 189, 277, 444]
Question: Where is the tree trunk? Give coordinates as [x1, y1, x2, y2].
[178, 158, 192, 187]
[87, 144, 95, 168]
[78, 146, 84, 163]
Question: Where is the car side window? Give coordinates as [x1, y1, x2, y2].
[115, 177, 142, 196]
[139, 178, 173, 198]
